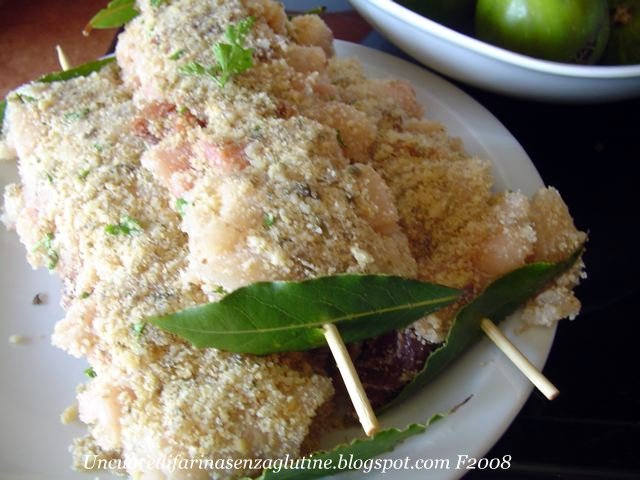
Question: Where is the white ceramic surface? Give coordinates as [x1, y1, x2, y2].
[0, 41, 554, 480]
[350, 0, 640, 103]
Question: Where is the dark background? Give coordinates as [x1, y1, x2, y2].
[460, 88, 640, 479]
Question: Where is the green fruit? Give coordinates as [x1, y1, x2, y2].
[475, 0, 610, 64]
[399, 0, 477, 34]
[602, 0, 640, 64]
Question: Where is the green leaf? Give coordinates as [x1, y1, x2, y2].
[87, 0, 139, 30]
[179, 17, 255, 88]
[384, 247, 584, 409]
[0, 99, 6, 136]
[149, 275, 460, 354]
[225, 16, 255, 45]
[256, 414, 443, 480]
[37, 56, 116, 84]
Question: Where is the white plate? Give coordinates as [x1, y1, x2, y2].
[350, 0, 640, 103]
[0, 41, 553, 480]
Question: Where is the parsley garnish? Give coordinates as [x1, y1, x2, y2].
[80, 291, 91, 299]
[105, 216, 142, 235]
[32, 233, 59, 270]
[179, 17, 255, 88]
[84, 367, 97, 378]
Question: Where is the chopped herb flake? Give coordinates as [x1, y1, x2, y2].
[263, 212, 276, 228]
[84, 367, 97, 378]
[169, 49, 185, 60]
[132, 321, 147, 339]
[80, 291, 91, 299]
[16, 93, 37, 103]
[64, 108, 90, 123]
[175, 198, 188, 217]
[336, 129, 346, 148]
[213, 285, 228, 295]
[78, 168, 91, 180]
[31, 233, 53, 253]
[46, 252, 59, 270]
[32, 233, 59, 270]
[151, 0, 166, 6]
[105, 216, 142, 235]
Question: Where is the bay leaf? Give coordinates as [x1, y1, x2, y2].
[37, 56, 116, 84]
[88, 0, 139, 30]
[256, 414, 444, 480]
[384, 247, 584, 409]
[0, 100, 6, 137]
[149, 275, 460, 354]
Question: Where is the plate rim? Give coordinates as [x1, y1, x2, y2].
[0, 40, 556, 480]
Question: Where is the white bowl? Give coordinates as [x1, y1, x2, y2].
[349, 0, 640, 102]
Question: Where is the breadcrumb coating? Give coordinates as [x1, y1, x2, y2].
[2, 63, 333, 479]
[1, 0, 586, 477]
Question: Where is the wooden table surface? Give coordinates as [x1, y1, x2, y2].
[0, 0, 115, 99]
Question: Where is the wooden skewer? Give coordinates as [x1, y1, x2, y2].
[323, 323, 380, 436]
[56, 45, 72, 71]
[480, 318, 559, 400]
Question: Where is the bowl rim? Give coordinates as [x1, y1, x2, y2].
[368, 0, 640, 79]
